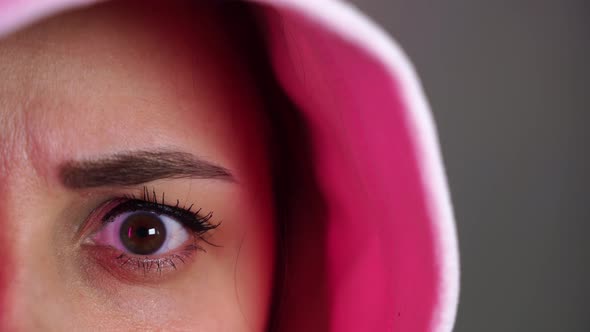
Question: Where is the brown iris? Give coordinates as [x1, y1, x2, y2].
[119, 212, 167, 255]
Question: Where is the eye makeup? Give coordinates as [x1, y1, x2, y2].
[79, 186, 220, 283]
[103, 187, 218, 236]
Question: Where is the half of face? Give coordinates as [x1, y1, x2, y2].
[0, 1, 275, 331]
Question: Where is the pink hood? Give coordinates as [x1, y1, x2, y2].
[0, 1, 460, 331]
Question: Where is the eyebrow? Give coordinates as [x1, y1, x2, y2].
[59, 150, 234, 189]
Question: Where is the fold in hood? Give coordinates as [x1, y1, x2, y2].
[0, 1, 460, 331]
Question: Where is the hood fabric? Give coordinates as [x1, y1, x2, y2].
[0, 1, 460, 331]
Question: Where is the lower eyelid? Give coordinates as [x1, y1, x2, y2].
[81, 242, 201, 284]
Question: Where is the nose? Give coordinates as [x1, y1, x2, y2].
[0, 177, 74, 332]
[0, 261, 71, 332]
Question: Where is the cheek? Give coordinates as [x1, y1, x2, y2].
[234, 230, 276, 331]
[184, 182, 275, 330]
[228, 118, 276, 330]
[233, 184, 276, 329]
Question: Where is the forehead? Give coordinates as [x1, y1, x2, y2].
[0, 1, 263, 182]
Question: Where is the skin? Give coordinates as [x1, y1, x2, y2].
[0, 1, 275, 331]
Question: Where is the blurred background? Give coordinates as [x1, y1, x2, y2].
[348, 0, 589, 331]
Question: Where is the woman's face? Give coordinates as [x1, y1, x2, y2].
[0, 1, 274, 331]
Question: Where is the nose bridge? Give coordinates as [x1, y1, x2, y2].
[0, 110, 25, 180]
[0, 184, 64, 332]
[0, 145, 21, 328]
[2, 268, 70, 332]
[0, 200, 14, 329]
[0, 258, 48, 332]
[0, 156, 57, 331]
[0, 178, 27, 330]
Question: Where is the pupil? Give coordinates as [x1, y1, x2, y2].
[120, 212, 167, 255]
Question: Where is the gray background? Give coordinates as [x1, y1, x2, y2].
[348, 0, 589, 331]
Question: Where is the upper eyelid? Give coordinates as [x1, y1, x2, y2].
[103, 187, 172, 222]
[101, 187, 218, 234]
[102, 199, 200, 223]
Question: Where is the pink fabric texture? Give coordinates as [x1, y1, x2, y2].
[0, 0, 460, 331]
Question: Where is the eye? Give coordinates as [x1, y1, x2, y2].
[82, 187, 219, 281]
[93, 209, 189, 256]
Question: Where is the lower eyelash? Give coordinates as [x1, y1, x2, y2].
[115, 243, 202, 275]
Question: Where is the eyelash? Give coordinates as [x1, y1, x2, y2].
[83, 186, 220, 281]
[104, 186, 219, 239]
